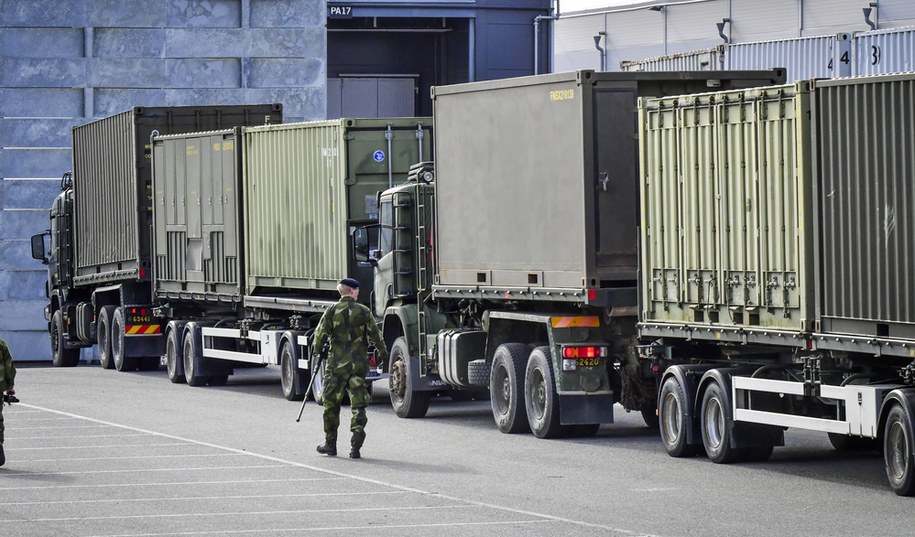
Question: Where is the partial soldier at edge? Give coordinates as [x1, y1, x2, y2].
[0, 337, 17, 467]
[312, 278, 388, 459]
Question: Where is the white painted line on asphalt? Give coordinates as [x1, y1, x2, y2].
[0, 504, 469, 523]
[7, 417, 98, 421]
[15, 453, 240, 463]
[18, 403, 659, 537]
[6, 442, 189, 451]
[11, 425, 117, 429]
[0, 464, 289, 477]
[84, 520, 551, 536]
[0, 477, 345, 491]
[3, 490, 411, 506]
[9, 433, 152, 440]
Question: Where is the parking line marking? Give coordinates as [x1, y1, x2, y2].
[0, 477, 346, 491]
[6, 442, 190, 451]
[0, 504, 471, 523]
[9, 433, 153, 440]
[3, 490, 411, 506]
[17, 403, 659, 537]
[16, 453, 241, 463]
[0, 464, 289, 477]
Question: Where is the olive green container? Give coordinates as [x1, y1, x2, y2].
[639, 83, 815, 331]
[242, 118, 432, 296]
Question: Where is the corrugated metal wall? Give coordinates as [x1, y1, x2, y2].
[855, 26, 915, 75]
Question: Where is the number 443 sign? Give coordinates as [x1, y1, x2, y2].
[328, 5, 353, 18]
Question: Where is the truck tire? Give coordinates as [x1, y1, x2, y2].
[112, 307, 139, 372]
[281, 339, 307, 401]
[51, 310, 80, 367]
[97, 306, 116, 369]
[885, 404, 915, 496]
[700, 380, 741, 464]
[658, 375, 698, 457]
[524, 346, 566, 438]
[467, 359, 489, 387]
[165, 327, 185, 384]
[490, 343, 530, 434]
[389, 336, 431, 418]
[182, 326, 209, 387]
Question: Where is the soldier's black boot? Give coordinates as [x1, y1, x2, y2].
[0, 442, 5, 467]
[349, 447, 361, 459]
[316, 442, 337, 456]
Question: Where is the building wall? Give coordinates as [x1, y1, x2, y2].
[0, 0, 326, 361]
[557, 0, 915, 73]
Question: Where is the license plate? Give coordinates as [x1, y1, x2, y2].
[576, 357, 601, 368]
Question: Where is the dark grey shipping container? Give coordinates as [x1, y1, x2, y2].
[71, 104, 282, 287]
[432, 69, 786, 301]
[815, 73, 915, 340]
[152, 129, 243, 301]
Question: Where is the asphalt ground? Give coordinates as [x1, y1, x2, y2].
[2, 363, 914, 537]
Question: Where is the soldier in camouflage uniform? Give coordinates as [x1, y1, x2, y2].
[0, 337, 17, 467]
[312, 278, 388, 459]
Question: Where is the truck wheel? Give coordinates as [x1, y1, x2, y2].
[467, 359, 489, 387]
[281, 339, 307, 402]
[309, 351, 326, 404]
[885, 404, 915, 496]
[700, 381, 741, 463]
[389, 336, 431, 418]
[182, 327, 209, 387]
[658, 376, 698, 457]
[51, 310, 80, 367]
[490, 343, 530, 434]
[97, 306, 116, 369]
[525, 346, 565, 438]
[112, 307, 139, 372]
[165, 327, 185, 384]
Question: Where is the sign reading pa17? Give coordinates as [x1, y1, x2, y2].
[328, 5, 353, 18]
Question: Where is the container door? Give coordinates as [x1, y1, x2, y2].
[592, 87, 639, 282]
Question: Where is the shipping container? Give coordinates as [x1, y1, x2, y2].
[242, 118, 432, 298]
[432, 69, 786, 297]
[639, 82, 815, 332]
[854, 26, 915, 75]
[152, 129, 244, 301]
[71, 105, 282, 287]
[620, 46, 723, 72]
[814, 73, 915, 345]
[727, 33, 852, 81]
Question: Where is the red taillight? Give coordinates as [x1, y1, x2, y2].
[587, 289, 597, 301]
[562, 346, 605, 359]
[139, 268, 146, 278]
[140, 308, 147, 316]
[130, 308, 137, 314]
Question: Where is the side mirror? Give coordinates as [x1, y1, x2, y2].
[352, 226, 379, 266]
[31, 232, 49, 265]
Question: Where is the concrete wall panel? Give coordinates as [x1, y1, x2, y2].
[0, 89, 85, 117]
[0, 119, 73, 148]
[87, 0, 167, 28]
[90, 59, 167, 88]
[248, 58, 324, 88]
[0, 59, 86, 88]
[0, 209, 51, 238]
[93, 29, 166, 58]
[250, 0, 325, 28]
[167, 0, 241, 28]
[0, 0, 88, 27]
[0, 271, 48, 301]
[168, 59, 241, 88]
[0, 179, 62, 209]
[0, 331, 52, 361]
[0, 149, 71, 179]
[0, 28, 85, 58]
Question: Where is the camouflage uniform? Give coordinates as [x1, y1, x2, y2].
[313, 296, 387, 452]
[0, 337, 16, 464]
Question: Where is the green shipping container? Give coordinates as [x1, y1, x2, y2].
[242, 118, 432, 297]
[639, 83, 816, 332]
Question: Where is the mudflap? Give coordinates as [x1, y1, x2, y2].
[559, 393, 614, 425]
[124, 334, 165, 360]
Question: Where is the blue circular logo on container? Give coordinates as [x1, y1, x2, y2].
[373, 150, 385, 162]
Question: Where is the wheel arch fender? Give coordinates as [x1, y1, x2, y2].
[697, 366, 784, 449]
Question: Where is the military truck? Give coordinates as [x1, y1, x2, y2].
[31, 105, 281, 370]
[355, 69, 786, 437]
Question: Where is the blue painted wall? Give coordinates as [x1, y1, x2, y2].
[0, 0, 327, 361]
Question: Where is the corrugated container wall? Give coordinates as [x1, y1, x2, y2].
[854, 27, 915, 76]
[639, 83, 816, 331]
[620, 46, 723, 72]
[815, 73, 915, 338]
[152, 129, 243, 301]
[71, 105, 282, 286]
[727, 34, 853, 81]
[242, 118, 432, 297]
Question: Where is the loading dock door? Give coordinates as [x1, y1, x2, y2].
[327, 76, 417, 118]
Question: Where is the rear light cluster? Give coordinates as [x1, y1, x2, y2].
[561, 346, 608, 371]
[129, 308, 148, 316]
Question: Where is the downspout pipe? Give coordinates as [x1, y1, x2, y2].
[534, 0, 560, 75]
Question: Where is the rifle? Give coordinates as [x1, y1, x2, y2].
[295, 341, 328, 422]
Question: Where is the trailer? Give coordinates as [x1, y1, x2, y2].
[149, 118, 432, 398]
[31, 105, 282, 369]
[355, 69, 786, 437]
[637, 73, 915, 495]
